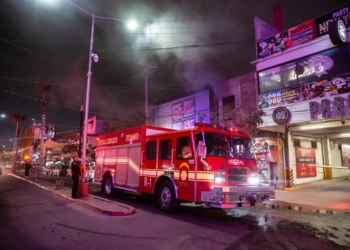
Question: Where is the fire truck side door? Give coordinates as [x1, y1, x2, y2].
[174, 136, 194, 201]
[140, 140, 157, 193]
[158, 138, 172, 170]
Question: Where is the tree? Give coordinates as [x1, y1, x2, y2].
[103, 110, 145, 133]
[36, 83, 51, 180]
[210, 106, 266, 139]
[11, 113, 28, 173]
[62, 144, 79, 157]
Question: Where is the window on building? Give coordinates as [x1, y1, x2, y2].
[146, 141, 156, 160]
[258, 62, 297, 94]
[296, 44, 350, 85]
[222, 95, 235, 109]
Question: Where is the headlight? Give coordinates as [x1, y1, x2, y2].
[250, 172, 258, 177]
[214, 177, 224, 183]
[214, 170, 225, 183]
[249, 177, 259, 184]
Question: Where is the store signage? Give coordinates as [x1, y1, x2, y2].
[257, 4, 350, 59]
[272, 106, 290, 124]
[309, 95, 349, 120]
[328, 19, 347, 45]
[316, 5, 349, 37]
[288, 19, 317, 46]
[172, 99, 195, 123]
[295, 148, 317, 178]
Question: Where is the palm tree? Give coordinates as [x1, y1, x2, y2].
[36, 83, 51, 180]
[11, 113, 28, 173]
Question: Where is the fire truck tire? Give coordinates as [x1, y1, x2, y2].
[158, 179, 179, 213]
[103, 175, 115, 197]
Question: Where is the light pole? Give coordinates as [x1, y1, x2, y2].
[49, 1, 137, 193]
[41, 0, 138, 194]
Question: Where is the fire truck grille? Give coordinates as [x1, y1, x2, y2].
[228, 168, 247, 175]
[228, 176, 247, 182]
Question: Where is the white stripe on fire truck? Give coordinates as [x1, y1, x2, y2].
[98, 158, 141, 174]
[140, 169, 180, 178]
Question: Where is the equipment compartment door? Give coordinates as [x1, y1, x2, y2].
[115, 147, 127, 186]
[126, 146, 141, 188]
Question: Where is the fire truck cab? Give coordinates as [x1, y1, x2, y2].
[95, 123, 274, 213]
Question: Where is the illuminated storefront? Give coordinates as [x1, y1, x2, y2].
[253, 4, 350, 187]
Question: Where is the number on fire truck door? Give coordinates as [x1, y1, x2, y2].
[144, 176, 152, 187]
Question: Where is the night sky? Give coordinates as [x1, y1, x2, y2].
[0, 0, 348, 150]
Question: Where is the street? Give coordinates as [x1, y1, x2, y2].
[0, 171, 349, 249]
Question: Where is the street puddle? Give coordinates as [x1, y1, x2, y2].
[264, 203, 338, 214]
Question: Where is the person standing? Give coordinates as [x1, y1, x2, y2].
[24, 160, 31, 178]
[71, 156, 81, 199]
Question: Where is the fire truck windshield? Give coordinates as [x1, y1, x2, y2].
[195, 132, 255, 159]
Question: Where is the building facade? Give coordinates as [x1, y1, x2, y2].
[253, 4, 350, 187]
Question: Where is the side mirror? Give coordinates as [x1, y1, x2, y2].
[197, 141, 207, 157]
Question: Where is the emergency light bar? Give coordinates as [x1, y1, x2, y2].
[194, 122, 237, 132]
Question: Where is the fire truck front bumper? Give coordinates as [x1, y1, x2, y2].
[201, 185, 275, 209]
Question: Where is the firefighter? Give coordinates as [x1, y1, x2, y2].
[182, 140, 192, 158]
[71, 156, 81, 199]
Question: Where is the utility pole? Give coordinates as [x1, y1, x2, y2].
[78, 104, 84, 158]
[134, 60, 157, 125]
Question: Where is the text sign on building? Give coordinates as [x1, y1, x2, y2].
[315, 5, 350, 37]
[309, 95, 350, 120]
[295, 148, 317, 178]
[272, 106, 290, 124]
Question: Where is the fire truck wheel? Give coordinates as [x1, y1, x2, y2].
[158, 179, 179, 213]
[103, 175, 115, 197]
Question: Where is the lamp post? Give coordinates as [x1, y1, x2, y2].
[41, 0, 137, 196]
[53, 1, 137, 195]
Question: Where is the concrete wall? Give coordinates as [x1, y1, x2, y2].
[332, 143, 350, 178]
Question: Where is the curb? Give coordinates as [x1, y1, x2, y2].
[9, 174, 135, 216]
[283, 177, 348, 191]
[263, 201, 350, 215]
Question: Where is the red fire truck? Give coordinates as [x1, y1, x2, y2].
[95, 123, 274, 213]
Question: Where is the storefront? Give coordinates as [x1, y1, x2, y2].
[253, 4, 350, 187]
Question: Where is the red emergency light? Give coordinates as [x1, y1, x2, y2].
[194, 122, 237, 132]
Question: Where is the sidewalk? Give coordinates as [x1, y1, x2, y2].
[10, 173, 135, 216]
[263, 177, 350, 214]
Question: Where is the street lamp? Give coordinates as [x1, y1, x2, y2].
[46, 1, 134, 194]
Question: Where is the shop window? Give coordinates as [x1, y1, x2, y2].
[294, 140, 301, 148]
[258, 62, 297, 94]
[296, 44, 350, 85]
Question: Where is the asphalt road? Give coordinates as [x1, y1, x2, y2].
[0, 170, 349, 249]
